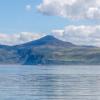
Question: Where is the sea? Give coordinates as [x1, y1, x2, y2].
[0, 65, 100, 100]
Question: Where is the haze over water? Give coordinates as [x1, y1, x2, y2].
[0, 65, 100, 100]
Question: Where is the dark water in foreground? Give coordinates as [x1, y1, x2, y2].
[0, 65, 100, 100]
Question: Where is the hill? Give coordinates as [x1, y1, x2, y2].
[0, 35, 100, 65]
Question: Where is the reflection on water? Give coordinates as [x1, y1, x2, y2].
[0, 65, 100, 100]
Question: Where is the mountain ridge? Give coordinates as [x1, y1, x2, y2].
[0, 35, 100, 65]
[14, 35, 75, 48]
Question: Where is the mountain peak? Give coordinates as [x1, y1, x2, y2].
[39, 35, 60, 42]
[15, 35, 75, 48]
[42, 35, 56, 39]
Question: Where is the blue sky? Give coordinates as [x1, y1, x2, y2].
[0, 0, 68, 34]
[0, 0, 99, 34]
[0, 0, 100, 46]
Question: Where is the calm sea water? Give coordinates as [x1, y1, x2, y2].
[0, 65, 100, 100]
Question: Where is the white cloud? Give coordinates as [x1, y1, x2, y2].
[0, 32, 43, 46]
[51, 25, 100, 47]
[37, 0, 100, 19]
[26, 5, 32, 11]
[52, 29, 64, 37]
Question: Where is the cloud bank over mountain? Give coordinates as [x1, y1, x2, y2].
[52, 25, 100, 46]
[37, 0, 100, 19]
[0, 32, 42, 45]
[1, 25, 100, 46]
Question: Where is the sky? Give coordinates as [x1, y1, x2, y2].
[0, 0, 100, 46]
[0, 0, 69, 34]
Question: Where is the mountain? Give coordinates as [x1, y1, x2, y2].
[14, 35, 75, 48]
[0, 35, 100, 65]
